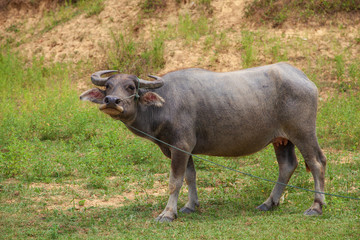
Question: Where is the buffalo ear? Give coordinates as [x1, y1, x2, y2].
[80, 88, 105, 104]
[139, 92, 165, 107]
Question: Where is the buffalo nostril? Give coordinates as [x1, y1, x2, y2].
[104, 96, 121, 105]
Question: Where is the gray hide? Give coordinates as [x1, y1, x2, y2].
[80, 62, 327, 222]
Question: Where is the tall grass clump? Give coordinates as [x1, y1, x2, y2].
[349, 61, 360, 88]
[161, 14, 210, 44]
[245, 0, 360, 26]
[37, 0, 104, 33]
[78, 0, 105, 17]
[140, 0, 167, 13]
[178, 14, 210, 43]
[244, 0, 290, 26]
[269, 40, 288, 62]
[334, 55, 345, 80]
[197, 0, 212, 8]
[239, 31, 256, 68]
[107, 32, 165, 77]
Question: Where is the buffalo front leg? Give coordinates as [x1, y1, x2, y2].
[257, 141, 298, 211]
[180, 156, 199, 213]
[156, 148, 190, 222]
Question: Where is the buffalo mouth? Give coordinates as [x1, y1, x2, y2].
[99, 104, 124, 115]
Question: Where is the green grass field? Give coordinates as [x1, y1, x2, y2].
[0, 0, 359, 239]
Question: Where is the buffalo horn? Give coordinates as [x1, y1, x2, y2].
[138, 75, 164, 89]
[91, 70, 118, 86]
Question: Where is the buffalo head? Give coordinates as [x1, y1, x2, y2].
[80, 70, 165, 122]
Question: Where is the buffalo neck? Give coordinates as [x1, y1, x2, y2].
[124, 103, 163, 141]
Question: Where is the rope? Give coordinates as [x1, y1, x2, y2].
[127, 125, 360, 201]
[117, 77, 140, 102]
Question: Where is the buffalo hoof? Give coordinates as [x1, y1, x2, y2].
[155, 211, 177, 223]
[256, 203, 271, 211]
[180, 207, 195, 214]
[155, 216, 174, 223]
[304, 208, 322, 216]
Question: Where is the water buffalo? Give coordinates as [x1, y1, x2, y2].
[80, 62, 326, 222]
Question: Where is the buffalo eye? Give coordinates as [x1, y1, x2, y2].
[127, 85, 135, 91]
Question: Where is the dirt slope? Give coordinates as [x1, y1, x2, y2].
[1, 0, 143, 63]
[0, 0, 251, 67]
[0, 0, 359, 74]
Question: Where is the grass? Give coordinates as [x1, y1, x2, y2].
[1, 44, 359, 240]
[0, 1, 360, 239]
[0, 51, 165, 181]
[318, 93, 360, 150]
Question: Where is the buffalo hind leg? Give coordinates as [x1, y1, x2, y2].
[156, 147, 190, 222]
[257, 141, 298, 211]
[180, 156, 199, 213]
[296, 137, 326, 216]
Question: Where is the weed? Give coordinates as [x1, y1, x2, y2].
[140, 0, 167, 13]
[4, 37, 15, 46]
[86, 175, 108, 190]
[244, 0, 290, 26]
[245, 0, 360, 25]
[203, 31, 230, 53]
[239, 31, 256, 68]
[267, 38, 288, 62]
[78, 199, 86, 206]
[204, 35, 215, 51]
[302, 0, 360, 13]
[273, 8, 288, 26]
[41, 3, 78, 33]
[196, 0, 213, 14]
[349, 62, 360, 87]
[107, 32, 165, 77]
[178, 14, 209, 43]
[334, 55, 345, 80]
[215, 31, 230, 52]
[49, 224, 60, 239]
[131, 16, 145, 34]
[198, 0, 212, 7]
[5, 24, 20, 33]
[39, 0, 104, 33]
[80, 0, 105, 17]
[137, 13, 210, 46]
